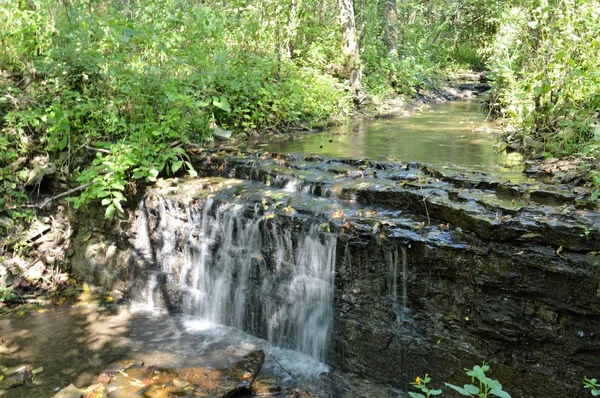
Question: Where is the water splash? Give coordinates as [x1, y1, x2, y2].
[142, 196, 337, 361]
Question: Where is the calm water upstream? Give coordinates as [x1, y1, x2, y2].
[267, 99, 525, 178]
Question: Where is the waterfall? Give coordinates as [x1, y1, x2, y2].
[140, 196, 337, 361]
[387, 244, 408, 310]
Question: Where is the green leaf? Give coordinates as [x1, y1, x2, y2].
[110, 181, 125, 191]
[430, 389, 443, 396]
[112, 191, 126, 201]
[464, 384, 479, 394]
[96, 190, 111, 198]
[408, 393, 426, 398]
[213, 96, 231, 113]
[592, 191, 599, 201]
[445, 383, 479, 396]
[148, 168, 159, 181]
[185, 161, 197, 177]
[171, 160, 183, 173]
[113, 198, 124, 214]
[101, 198, 112, 206]
[490, 388, 512, 398]
[104, 204, 115, 219]
[58, 134, 68, 150]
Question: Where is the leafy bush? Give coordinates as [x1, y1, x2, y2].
[0, 0, 351, 218]
[486, 0, 600, 155]
[584, 377, 600, 397]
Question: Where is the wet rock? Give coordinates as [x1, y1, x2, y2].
[53, 384, 83, 398]
[98, 350, 265, 398]
[524, 136, 545, 150]
[252, 377, 282, 396]
[0, 365, 34, 390]
[67, 149, 600, 398]
[213, 127, 233, 141]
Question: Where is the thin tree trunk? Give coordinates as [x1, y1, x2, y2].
[338, 0, 367, 104]
[384, 0, 398, 56]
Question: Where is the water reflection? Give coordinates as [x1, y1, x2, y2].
[268, 100, 522, 173]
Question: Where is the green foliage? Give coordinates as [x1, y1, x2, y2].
[486, 0, 600, 156]
[409, 364, 511, 398]
[0, 0, 350, 218]
[584, 377, 600, 397]
[409, 374, 443, 398]
[0, 285, 16, 303]
[445, 363, 511, 398]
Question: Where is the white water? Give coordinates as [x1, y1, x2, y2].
[138, 196, 337, 361]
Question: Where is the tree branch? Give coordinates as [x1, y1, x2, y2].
[24, 181, 95, 209]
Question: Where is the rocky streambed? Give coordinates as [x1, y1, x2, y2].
[54, 146, 600, 397]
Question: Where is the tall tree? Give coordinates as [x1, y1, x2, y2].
[383, 0, 398, 56]
[338, 0, 367, 104]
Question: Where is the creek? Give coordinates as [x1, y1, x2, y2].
[2, 99, 599, 397]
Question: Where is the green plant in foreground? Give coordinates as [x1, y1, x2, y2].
[409, 374, 442, 398]
[584, 377, 600, 396]
[0, 286, 15, 303]
[445, 363, 510, 398]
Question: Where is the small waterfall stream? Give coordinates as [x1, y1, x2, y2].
[386, 244, 408, 310]
[137, 196, 337, 361]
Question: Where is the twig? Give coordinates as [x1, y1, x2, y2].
[24, 181, 94, 209]
[84, 145, 111, 154]
[270, 354, 315, 397]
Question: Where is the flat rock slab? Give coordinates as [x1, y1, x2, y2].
[54, 350, 265, 398]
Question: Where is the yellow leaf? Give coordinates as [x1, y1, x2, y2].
[331, 210, 344, 219]
[283, 206, 295, 214]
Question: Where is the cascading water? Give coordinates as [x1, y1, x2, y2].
[138, 194, 337, 361]
[386, 244, 408, 310]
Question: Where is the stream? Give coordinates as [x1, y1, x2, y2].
[2, 99, 597, 397]
[266, 99, 525, 180]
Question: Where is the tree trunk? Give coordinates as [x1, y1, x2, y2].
[338, 0, 367, 104]
[384, 0, 398, 56]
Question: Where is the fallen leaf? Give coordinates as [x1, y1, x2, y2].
[331, 210, 344, 219]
